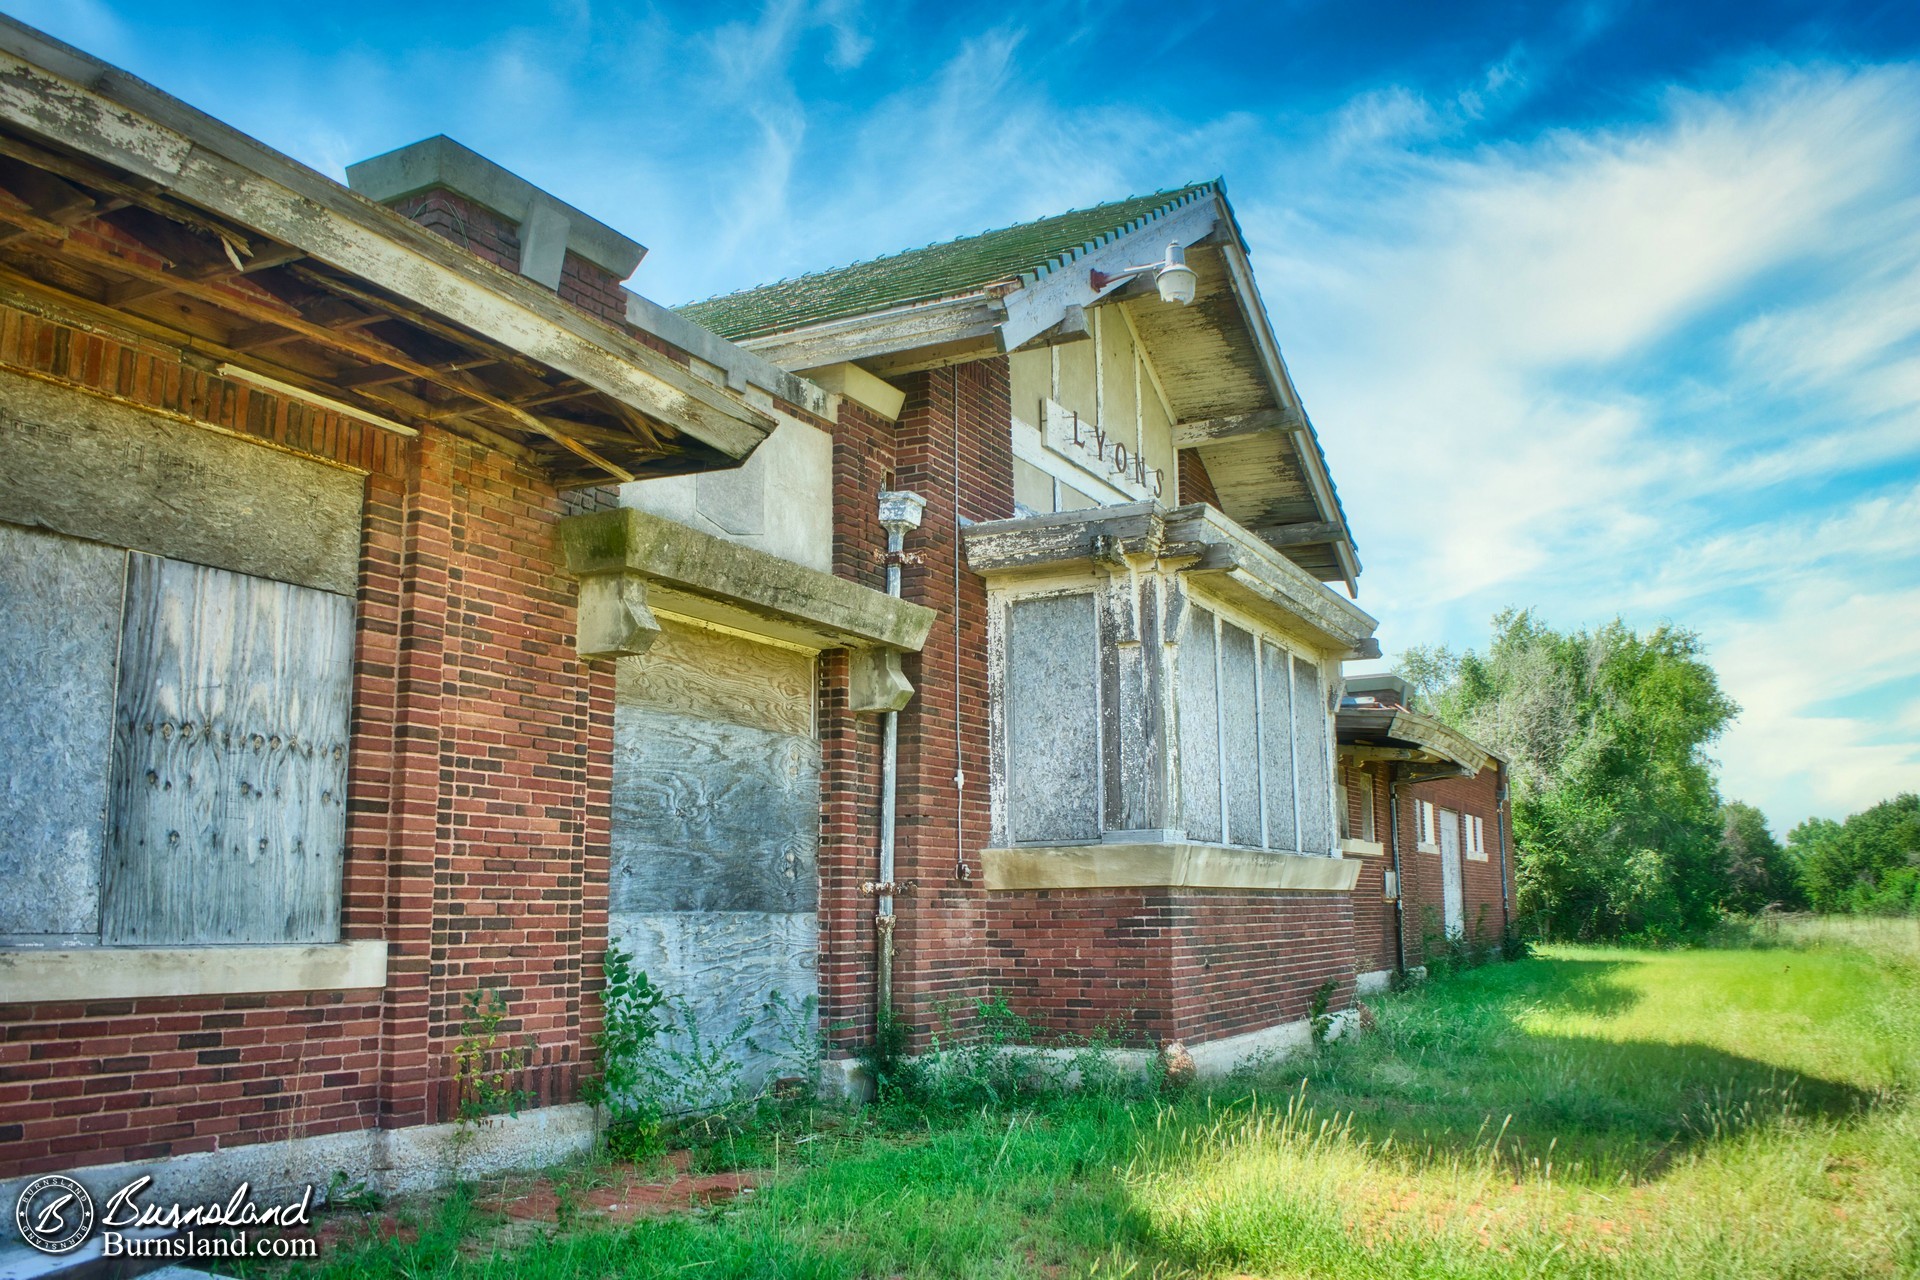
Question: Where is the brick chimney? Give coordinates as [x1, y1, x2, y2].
[346, 135, 642, 326]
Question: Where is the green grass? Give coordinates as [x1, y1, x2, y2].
[283, 925, 1920, 1279]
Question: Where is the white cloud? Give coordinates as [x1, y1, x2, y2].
[1248, 62, 1920, 826]
[1712, 579, 1920, 827]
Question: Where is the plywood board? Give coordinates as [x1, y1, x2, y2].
[609, 909, 817, 1097]
[1179, 607, 1221, 843]
[1219, 621, 1261, 847]
[0, 521, 124, 943]
[611, 708, 819, 913]
[0, 368, 365, 595]
[101, 555, 353, 945]
[617, 620, 814, 737]
[1260, 640, 1298, 851]
[1005, 593, 1101, 843]
[1292, 654, 1332, 854]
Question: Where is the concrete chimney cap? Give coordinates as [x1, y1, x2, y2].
[346, 135, 645, 283]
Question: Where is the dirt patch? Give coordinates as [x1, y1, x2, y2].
[475, 1150, 759, 1230]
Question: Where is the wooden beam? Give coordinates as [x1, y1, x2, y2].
[48, 231, 637, 481]
[0, 157, 94, 224]
[0, 131, 252, 253]
[857, 332, 1001, 379]
[1337, 745, 1429, 763]
[1251, 520, 1347, 548]
[744, 295, 1003, 373]
[1173, 405, 1304, 448]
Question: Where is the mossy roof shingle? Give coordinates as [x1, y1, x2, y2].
[676, 182, 1217, 342]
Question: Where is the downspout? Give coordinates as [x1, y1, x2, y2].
[874, 490, 927, 1022]
[1387, 766, 1407, 975]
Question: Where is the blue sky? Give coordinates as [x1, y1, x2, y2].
[13, 0, 1918, 832]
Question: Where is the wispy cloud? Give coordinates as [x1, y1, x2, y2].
[1270, 61, 1920, 826]
[8, 2, 1915, 828]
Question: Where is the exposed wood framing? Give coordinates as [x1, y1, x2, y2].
[1251, 520, 1347, 548]
[1173, 405, 1305, 448]
[0, 40, 780, 483]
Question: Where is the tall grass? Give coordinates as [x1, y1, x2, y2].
[282, 923, 1920, 1279]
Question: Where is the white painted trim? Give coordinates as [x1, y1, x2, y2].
[0, 940, 387, 1003]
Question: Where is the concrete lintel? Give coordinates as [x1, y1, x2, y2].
[0, 940, 387, 1003]
[805, 362, 906, 421]
[981, 842, 1361, 892]
[625, 291, 833, 417]
[963, 502, 1376, 653]
[558, 506, 934, 654]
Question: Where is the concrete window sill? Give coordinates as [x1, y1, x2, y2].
[0, 939, 387, 1003]
[1339, 838, 1386, 857]
[981, 842, 1360, 893]
[1416, 842, 1441, 855]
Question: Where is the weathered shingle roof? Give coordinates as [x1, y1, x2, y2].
[677, 182, 1218, 342]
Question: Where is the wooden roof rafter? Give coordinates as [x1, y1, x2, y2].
[0, 99, 744, 486]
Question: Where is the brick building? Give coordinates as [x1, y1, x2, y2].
[0, 19, 924, 1217]
[0, 11, 1503, 1230]
[678, 180, 1383, 1074]
[1336, 675, 1514, 984]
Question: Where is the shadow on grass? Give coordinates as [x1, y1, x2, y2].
[1223, 955, 1883, 1185]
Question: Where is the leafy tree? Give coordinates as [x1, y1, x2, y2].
[1716, 801, 1804, 914]
[1789, 794, 1920, 916]
[1401, 610, 1738, 940]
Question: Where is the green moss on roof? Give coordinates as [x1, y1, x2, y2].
[677, 182, 1217, 342]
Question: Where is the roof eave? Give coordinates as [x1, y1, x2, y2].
[0, 17, 777, 466]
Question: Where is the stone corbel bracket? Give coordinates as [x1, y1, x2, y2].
[558, 507, 936, 712]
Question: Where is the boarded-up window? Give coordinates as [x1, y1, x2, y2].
[1177, 607, 1221, 844]
[0, 523, 124, 945]
[1219, 622, 1262, 847]
[1292, 655, 1332, 853]
[1005, 593, 1102, 843]
[101, 555, 352, 945]
[1260, 640, 1297, 850]
[1174, 609, 1333, 855]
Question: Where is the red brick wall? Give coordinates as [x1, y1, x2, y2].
[984, 892, 1176, 1045]
[888, 359, 1015, 1046]
[1169, 892, 1356, 1042]
[979, 890, 1359, 1049]
[1338, 759, 1398, 975]
[816, 399, 899, 1054]
[390, 191, 521, 275]
[1177, 447, 1221, 509]
[1393, 764, 1513, 966]
[0, 301, 608, 1179]
[386, 189, 629, 327]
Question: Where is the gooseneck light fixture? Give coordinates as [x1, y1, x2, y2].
[1089, 241, 1198, 306]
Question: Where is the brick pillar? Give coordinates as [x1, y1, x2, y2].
[818, 400, 896, 1053]
[374, 431, 455, 1129]
[889, 359, 1014, 1045]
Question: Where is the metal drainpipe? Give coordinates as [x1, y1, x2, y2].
[874, 491, 926, 1022]
[1387, 766, 1408, 975]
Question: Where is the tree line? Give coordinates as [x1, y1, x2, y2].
[1400, 611, 1917, 941]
